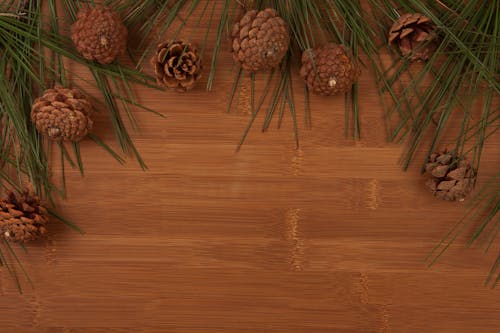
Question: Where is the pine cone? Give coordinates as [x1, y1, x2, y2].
[231, 8, 290, 72]
[425, 151, 476, 201]
[152, 40, 202, 92]
[31, 87, 93, 142]
[299, 44, 360, 96]
[388, 13, 437, 61]
[0, 190, 48, 243]
[71, 5, 127, 64]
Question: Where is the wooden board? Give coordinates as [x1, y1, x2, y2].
[0, 2, 499, 332]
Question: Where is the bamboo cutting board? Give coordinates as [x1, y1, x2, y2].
[0, 2, 499, 332]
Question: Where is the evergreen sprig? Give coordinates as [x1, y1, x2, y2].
[367, 0, 498, 171]
[0, 0, 498, 291]
[0, 0, 163, 291]
[173, 0, 387, 147]
[367, 0, 499, 286]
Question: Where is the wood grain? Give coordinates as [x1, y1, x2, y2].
[1, 2, 499, 332]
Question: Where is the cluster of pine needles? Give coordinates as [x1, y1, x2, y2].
[0, 0, 160, 292]
[0, 0, 498, 291]
[366, 0, 499, 288]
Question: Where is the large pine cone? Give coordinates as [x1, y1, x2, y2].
[388, 13, 437, 61]
[425, 151, 476, 201]
[231, 8, 290, 72]
[0, 190, 48, 243]
[299, 44, 360, 96]
[152, 40, 202, 92]
[31, 87, 93, 142]
[71, 5, 127, 64]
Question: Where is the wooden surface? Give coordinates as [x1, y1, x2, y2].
[1, 3, 500, 332]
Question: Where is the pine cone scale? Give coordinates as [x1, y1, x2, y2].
[431, 165, 449, 178]
[157, 48, 168, 63]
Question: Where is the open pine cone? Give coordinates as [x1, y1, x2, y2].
[231, 8, 290, 72]
[0, 190, 48, 243]
[152, 40, 202, 92]
[299, 44, 360, 96]
[31, 87, 93, 142]
[71, 5, 127, 64]
[425, 151, 476, 201]
[388, 13, 437, 62]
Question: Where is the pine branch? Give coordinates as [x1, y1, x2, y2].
[369, 0, 499, 171]
[0, 0, 166, 291]
[426, 173, 500, 287]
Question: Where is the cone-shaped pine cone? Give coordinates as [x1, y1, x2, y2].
[152, 40, 202, 92]
[231, 8, 290, 72]
[71, 5, 127, 64]
[425, 151, 476, 201]
[31, 87, 93, 142]
[388, 13, 437, 61]
[299, 44, 360, 96]
[0, 190, 48, 243]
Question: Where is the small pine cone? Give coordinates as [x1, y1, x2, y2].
[71, 5, 127, 64]
[0, 190, 48, 243]
[231, 8, 290, 72]
[299, 44, 360, 96]
[31, 87, 93, 142]
[388, 13, 437, 62]
[152, 40, 202, 92]
[424, 151, 476, 201]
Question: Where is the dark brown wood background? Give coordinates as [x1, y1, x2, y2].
[0, 1, 499, 332]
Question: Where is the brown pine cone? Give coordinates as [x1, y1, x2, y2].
[71, 5, 127, 64]
[152, 40, 202, 92]
[425, 151, 476, 201]
[0, 190, 48, 243]
[31, 87, 93, 142]
[231, 8, 290, 72]
[388, 13, 437, 61]
[299, 44, 360, 96]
